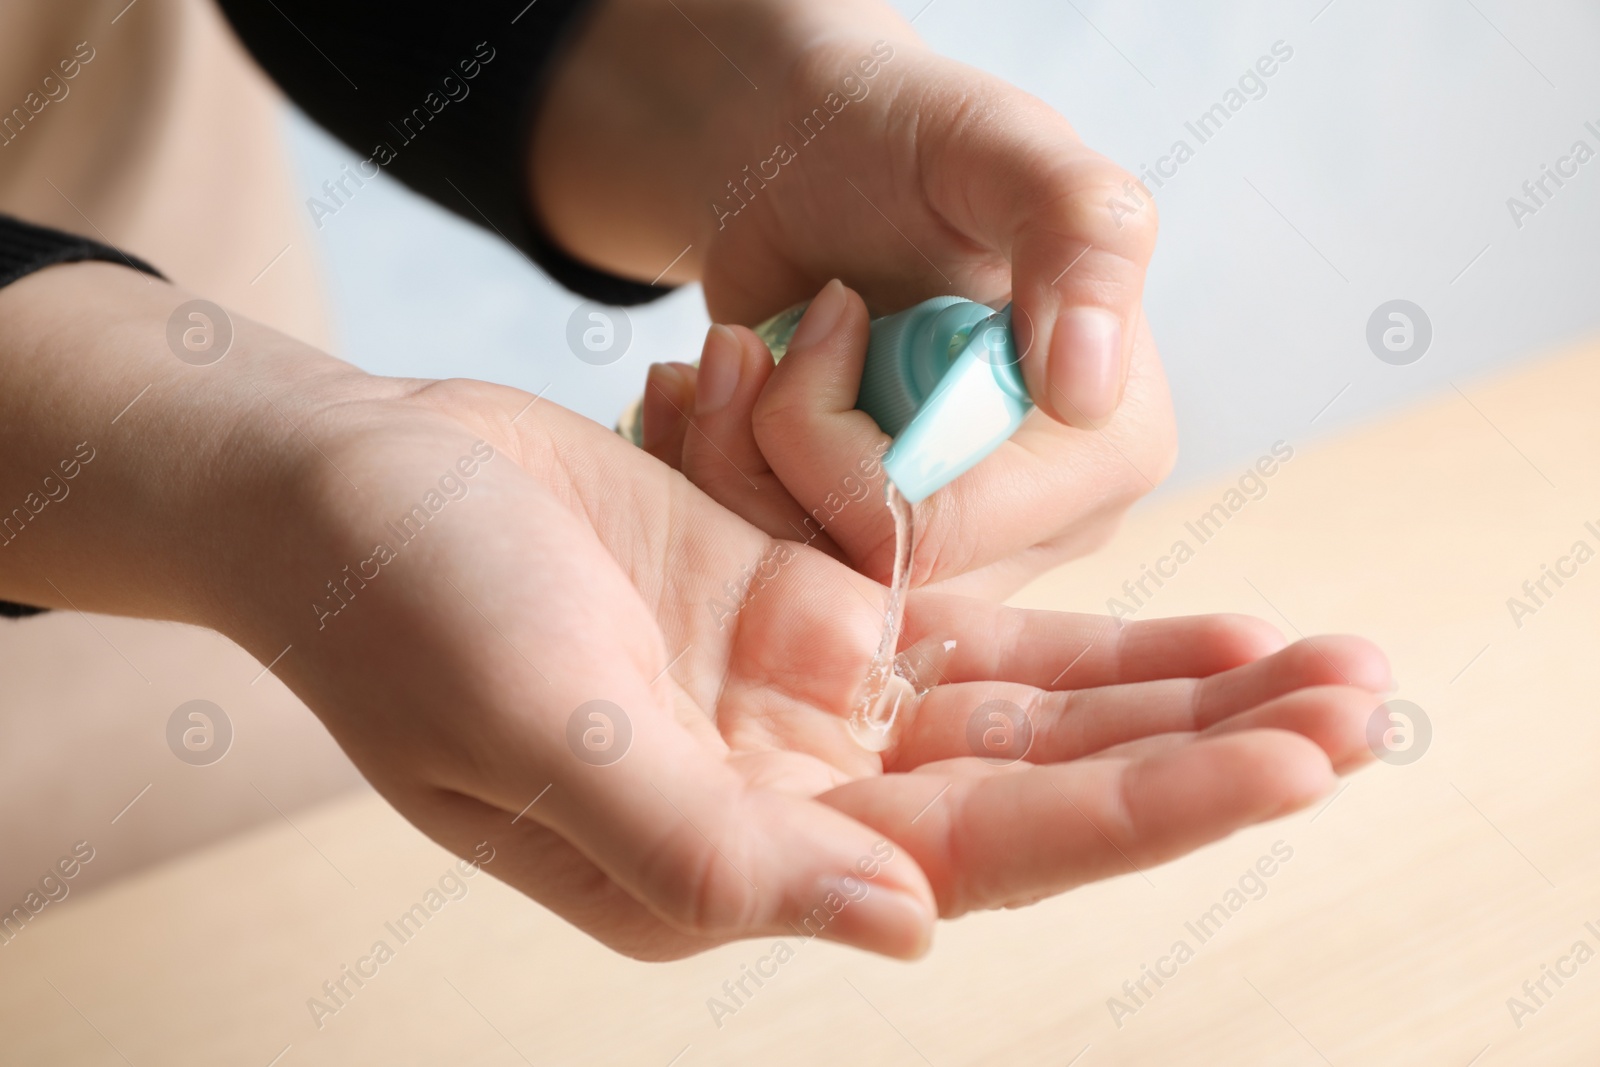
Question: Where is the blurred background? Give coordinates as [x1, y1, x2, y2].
[289, 0, 1600, 489]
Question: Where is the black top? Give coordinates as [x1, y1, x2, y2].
[215, 0, 671, 306]
[0, 213, 163, 291]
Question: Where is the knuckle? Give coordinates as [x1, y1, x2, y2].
[409, 375, 502, 415]
[750, 384, 808, 448]
[1199, 613, 1287, 664]
[637, 822, 761, 937]
[1049, 167, 1160, 261]
[911, 495, 985, 585]
[1280, 643, 1351, 687]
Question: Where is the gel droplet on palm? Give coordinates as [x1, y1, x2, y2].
[614, 297, 1026, 750]
[846, 484, 914, 751]
[847, 486, 959, 753]
[897, 634, 959, 690]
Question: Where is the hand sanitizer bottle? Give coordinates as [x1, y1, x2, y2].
[622, 296, 1034, 503]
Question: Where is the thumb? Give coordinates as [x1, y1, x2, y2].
[527, 661, 939, 957]
[426, 475, 939, 956]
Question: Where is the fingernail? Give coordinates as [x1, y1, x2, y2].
[813, 876, 934, 959]
[789, 279, 847, 351]
[695, 325, 742, 415]
[1049, 307, 1122, 423]
[641, 363, 687, 449]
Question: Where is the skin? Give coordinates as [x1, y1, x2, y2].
[532, 0, 1160, 427]
[0, 264, 1392, 960]
[0, 0, 1392, 964]
[537, 0, 1173, 596]
[642, 279, 1176, 598]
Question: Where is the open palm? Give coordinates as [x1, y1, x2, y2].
[255, 377, 1388, 961]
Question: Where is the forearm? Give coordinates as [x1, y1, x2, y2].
[529, 0, 917, 284]
[0, 263, 371, 630]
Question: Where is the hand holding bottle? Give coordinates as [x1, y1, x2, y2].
[640, 279, 1176, 599]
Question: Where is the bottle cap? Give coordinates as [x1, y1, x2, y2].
[858, 298, 1033, 504]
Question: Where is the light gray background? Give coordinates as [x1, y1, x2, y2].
[284, 0, 1600, 490]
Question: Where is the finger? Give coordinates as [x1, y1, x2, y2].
[394, 785, 722, 961]
[750, 280, 904, 575]
[883, 665, 1379, 770]
[920, 309, 1174, 591]
[760, 299, 1173, 586]
[1196, 635, 1394, 712]
[518, 718, 936, 959]
[920, 83, 1157, 426]
[681, 324, 824, 547]
[640, 362, 695, 467]
[1201, 685, 1380, 774]
[824, 730, 1334, 917]
[902, 595, 1289, 690]
[1065, 681, 1381, 776]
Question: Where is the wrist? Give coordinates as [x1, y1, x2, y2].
[0, 262, 385, 633]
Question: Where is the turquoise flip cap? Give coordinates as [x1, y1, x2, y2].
[856, 297, 1034, 504]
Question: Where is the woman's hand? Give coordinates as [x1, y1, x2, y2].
[242, 372, 1388, 961]
[639, 280, 1175, 599]
[536, 0, 1177, 596]
[0, 265, 1389, 962]
[533, 0, 1158, 427]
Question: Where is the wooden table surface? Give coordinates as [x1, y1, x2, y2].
[7, 342, 1600, 1066]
